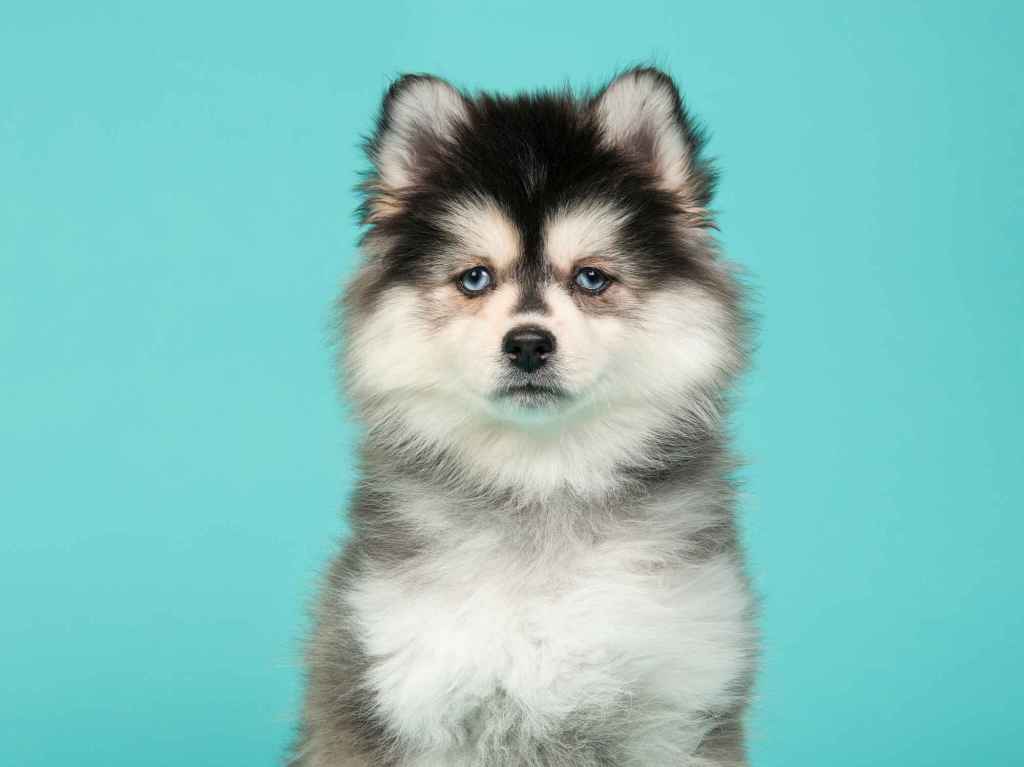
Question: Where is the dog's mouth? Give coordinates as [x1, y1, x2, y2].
[494, 382, 569, 408]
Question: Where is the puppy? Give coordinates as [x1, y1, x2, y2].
[291, 67, 758, 766]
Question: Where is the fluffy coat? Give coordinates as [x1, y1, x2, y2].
[290, 67, 758, 766]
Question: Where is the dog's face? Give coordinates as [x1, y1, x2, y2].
[343, 69, 744, 486]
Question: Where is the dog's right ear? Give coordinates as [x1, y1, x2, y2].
[592, 68, 716, 218]
[362, 74, 470, 223]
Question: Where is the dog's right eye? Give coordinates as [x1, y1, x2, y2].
[457, 266, 493, 295]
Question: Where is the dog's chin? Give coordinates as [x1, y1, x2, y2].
[488, 382, 572, 422]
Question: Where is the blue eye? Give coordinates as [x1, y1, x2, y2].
[458, 266, 493, 295]
[574, 267, 611, 294]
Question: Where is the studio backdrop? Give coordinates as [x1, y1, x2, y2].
[2, 2, 1021, 765]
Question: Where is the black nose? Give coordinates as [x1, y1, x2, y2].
[502, 326, 556, 373]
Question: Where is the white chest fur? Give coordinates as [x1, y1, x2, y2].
[344, 520, 753, 763]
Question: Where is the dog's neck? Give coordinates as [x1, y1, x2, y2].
[357, 395, 729, 510]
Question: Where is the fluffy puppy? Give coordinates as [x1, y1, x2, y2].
[291, 67, 758, 767]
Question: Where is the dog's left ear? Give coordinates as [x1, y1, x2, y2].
[363, 74, 470, 222]
[592, 68, 715, 210]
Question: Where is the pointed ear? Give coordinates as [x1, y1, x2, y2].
[592, 68, 715, 211]
[363, 74, 470, 221]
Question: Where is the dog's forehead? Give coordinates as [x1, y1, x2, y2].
[544, 201, 627, 273]
[440, 195, 628, 273]
[441, 197, 522, 271]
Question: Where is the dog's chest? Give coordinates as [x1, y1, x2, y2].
[345, 528, 750, 752]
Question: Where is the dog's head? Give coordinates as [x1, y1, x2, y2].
[342, 69, 745, 493]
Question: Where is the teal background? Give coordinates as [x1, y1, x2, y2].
[2, 2, 1021, 765]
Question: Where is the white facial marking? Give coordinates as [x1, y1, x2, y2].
[346, 286, 437, 398]
[594, 285, 734, 407]
[544, 201, 628, 273]
[346, 270, 734, 499]
[434, 281, 519, 395]
[443, 198, 522, 271]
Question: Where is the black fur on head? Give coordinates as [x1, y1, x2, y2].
[353, 67, 728, 308]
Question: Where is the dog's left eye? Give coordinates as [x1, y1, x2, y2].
[573, 267, 611, 294]
[458, 266, 493, 295]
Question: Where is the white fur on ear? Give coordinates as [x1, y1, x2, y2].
[593, 69, 696, 195]
[373, 75, 469, 191]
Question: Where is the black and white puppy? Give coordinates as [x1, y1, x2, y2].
[291, 67, 758, 767]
